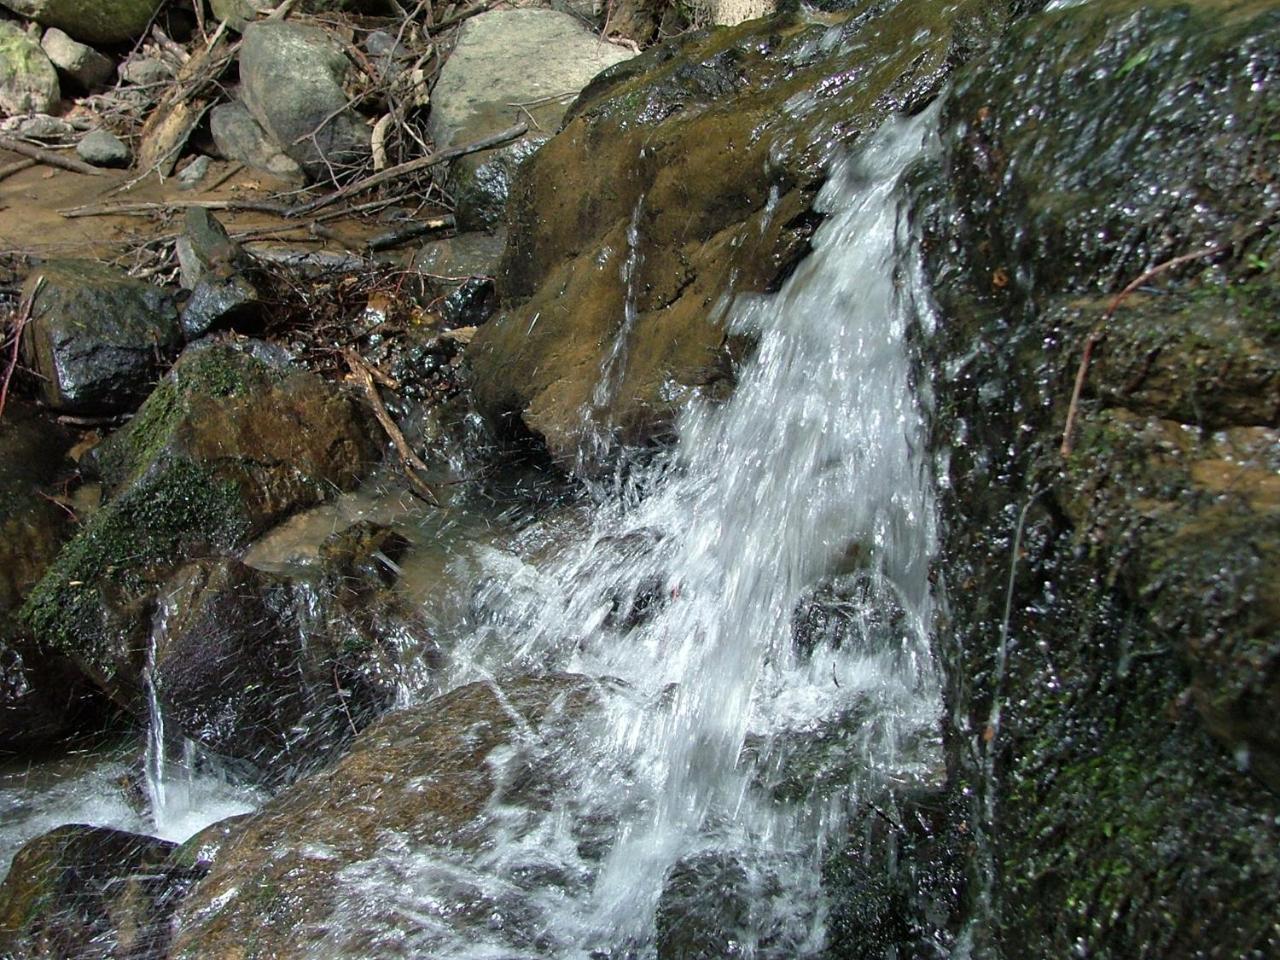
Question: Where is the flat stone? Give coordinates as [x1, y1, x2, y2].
[119, 55, 173, 87]
[75, 128, 130, 167]
[1, 112, 73, 139]
[40, 26, 113, 89]
[0, 20, 60, 116]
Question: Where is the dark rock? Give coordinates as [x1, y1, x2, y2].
[654, 852, 751, 960]
[0, 824, 202, 959]
[18, 260, 180, 414]
[169, 674, 601, 959]
[0, 403, 95, 753]
[180, 275, 260, 339]
[39, 26, 112, 90]
[238, 21, 371, 182]
[921, 0, 1280, 956]
[414, 230, 507, 326]
[0, 20, 60, 116]
[75, 129, 130, 168]
[19, 341, 379, 709]
[208, 100, 306, 185]
[151, 556, 411, 783]
[790, 571, 910, 662]
[469, 0, 1005, 471]
[0, 0, 163, 45]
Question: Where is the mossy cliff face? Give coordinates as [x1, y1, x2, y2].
[919, 0, 1280, 955]
[469, 0, 1013, 471]
[19, 343, 378, 709]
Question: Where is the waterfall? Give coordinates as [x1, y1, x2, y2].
[341, 106, 947, 958]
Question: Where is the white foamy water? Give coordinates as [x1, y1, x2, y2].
[323, 107, 947, 958]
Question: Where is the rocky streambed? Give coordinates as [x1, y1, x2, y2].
[1, 0, 1279, 958]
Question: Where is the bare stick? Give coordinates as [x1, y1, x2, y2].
[367, 216, 454, 251]
[289, 123, 527, 218]
[0, 158, 36, 182]
[430, 1, 493, 32]
[0, 278, 42, 420]
[344, 348, 440, 505]
[61, 198, 293, 218]
[0, 136, 106, 177]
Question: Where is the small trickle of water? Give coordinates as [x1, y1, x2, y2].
[338, 107, 947, 958]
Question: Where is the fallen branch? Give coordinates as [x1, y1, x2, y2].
[0, 158, 36, 182]
[430, 1, 493, 33]
[60, 197, 293, 218]
[367, 216, 453, 251]
[343, 348, 440, 505]
[0, 135, 106, 177]
[0, 277, 42, 419]
[1060, 243, 1232, 457]
[289, 123, 527, 218]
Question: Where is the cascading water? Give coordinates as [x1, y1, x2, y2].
[331, 106, 947, 957]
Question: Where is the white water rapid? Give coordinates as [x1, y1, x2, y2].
[332, 107, 947, 958]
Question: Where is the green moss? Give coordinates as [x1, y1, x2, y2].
[19, 459, 248, 671]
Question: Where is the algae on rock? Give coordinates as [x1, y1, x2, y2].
[20, 342, 378, 709]
[920, 0, 1280, 955]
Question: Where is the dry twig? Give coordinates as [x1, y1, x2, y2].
[0, 277, 43, 419]
[344, 348, 440, 505]
[0, 136, 105, 177]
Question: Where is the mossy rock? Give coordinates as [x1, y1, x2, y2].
[468, 0, 1013, 472]
[920, 0, 1280, 955]
[0, 824, 202, 959]
[19, 342, 378, 708]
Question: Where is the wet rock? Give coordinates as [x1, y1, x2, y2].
[426, 9, 635, 230]
[413, 230, 507, 326]
[0, 824, 202, 959]
[19, 341, 379, 709]
[238, 20, 371, 182]
[922, 1, 1280, 955]
[0, 20, 60, 116]
[209, 100, 306, 185]
[0, 632, 97, 755]
[0, 0, 162, 45]
[169, 674, 601, 959]
[823, 793, 965, 960]
[654, 852, 752, 960]
[180, 274, 260, 339]
[151, 555, 413, 784]
[75, 128, 130, 168]
[40, 27, 113, 90]
[18, 260, 181, 414]
[469, 0, 1002, 471]
[790, 571, 910, 662]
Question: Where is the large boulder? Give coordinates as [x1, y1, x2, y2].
[0, 20, 59, 116]
[0, 824, 202, 959]
[426, 9, 636, 231]
[0, 0, 163, 45]
[19, 260, 180, 414]
[19, 341, 379, 709]
[467, 0, 1009, 472]
[921, 0, 1280, 956]
[237, 21, 371, 182]
[169, 675, 600, 959]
